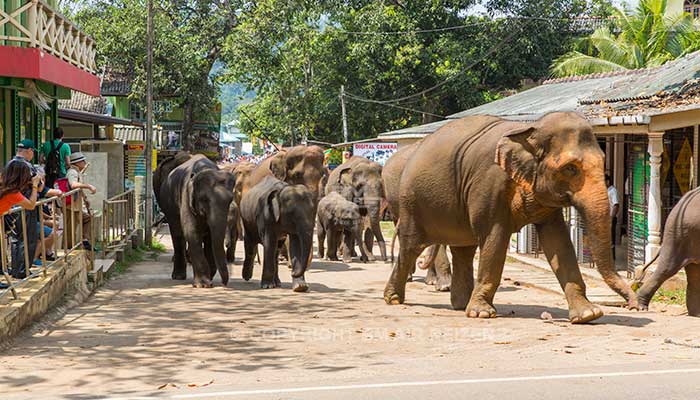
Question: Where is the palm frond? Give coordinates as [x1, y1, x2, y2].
[551, 51, 628, 77]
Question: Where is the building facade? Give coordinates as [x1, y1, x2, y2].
[0, 0, 99, 164]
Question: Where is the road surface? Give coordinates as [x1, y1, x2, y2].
[1, 232, 698, 399]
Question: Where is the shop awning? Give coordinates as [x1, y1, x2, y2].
[58, 108, 142, 127]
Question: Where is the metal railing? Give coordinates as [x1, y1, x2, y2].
[0, 188, 93, 301]
[102, 190, 136, 252]
[0, 0, 97, 74]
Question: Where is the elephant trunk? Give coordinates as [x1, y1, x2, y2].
[573, 180, 638, 309]
[209, 213, 230, 286]
[290, 229, 311, 292]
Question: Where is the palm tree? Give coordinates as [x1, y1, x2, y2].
[551, 0, 697, 77]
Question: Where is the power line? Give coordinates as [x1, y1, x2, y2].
[343, 92, 446, 118]
[334, 16, 607, 36]
[354, 23, 525, 106]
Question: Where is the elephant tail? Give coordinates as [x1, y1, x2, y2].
[418, 245, 439, 270]
[632, 251, 662, 290]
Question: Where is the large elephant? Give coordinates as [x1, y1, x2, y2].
[326, 156, 387, 261]
[383, 141, 451, 291]
[384, 112, 637, 324]
[240, 176, 315, 292]
[635, 187, 700, 316]
[159, 155, 236, 288]
[244, 145, 325, 206]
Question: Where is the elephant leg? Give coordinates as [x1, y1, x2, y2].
[536, 214, 602, 323]
[384, 220, 425, 305]
[685, 264, 700, 317]
[327, 230, 340, 261]
[371, 220, 388, 262]
[242, 235, 257, 281]
[425, 265, 437, 285]
[171, 229, 187, 281]
[364, 228, 374, 258]
[450, 246, 475, 310]
[433, 245, 452, 292]
[261, 236, 279, 289]
[467, 227, 509, 319]
[188, 241, 213, 288]
[353, 225, 371, 263]
[637, 246, 683, 310]
[203, 234, 217, 280]
[317, 221, 326, 259]
[226, 220, 238, 264]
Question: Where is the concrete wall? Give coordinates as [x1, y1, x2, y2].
[0, 252, 91, 342]
[81, 141, 125, 199]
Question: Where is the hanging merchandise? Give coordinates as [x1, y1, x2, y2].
[22, 81, 52, 111]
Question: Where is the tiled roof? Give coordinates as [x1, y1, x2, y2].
[101, 68, 132, 96]
[378, 50, 700, 139]
[58, 91, 108, 114]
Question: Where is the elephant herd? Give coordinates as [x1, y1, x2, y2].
[154, 112, 699, 324]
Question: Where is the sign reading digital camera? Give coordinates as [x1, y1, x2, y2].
[352, 142, 398, 166]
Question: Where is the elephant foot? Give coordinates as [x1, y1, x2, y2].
[242, 264, 253, 281]
[367, 254, 376, 262]
[383, 287, 404, 305]
[317, 252, 324, 259]
[626, 296, 640, 311]
[329, 256, 340, 262]
[172, 271, 187, 280]
[192, 278, 213, 288]
[292, 277, 309, 293]
[434, 280, 451, 292]
[261, 280, 279, 289]
[342, 256, 352, 264]
[359, 255, 369, 263]
[466, 299, 497, 319]
[425, 268, 437, 286]
[568, 301, 603, 324]
[637, 294, 651, 311]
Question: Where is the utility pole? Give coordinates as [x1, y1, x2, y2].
[340, 85, 348, 144]
[144, 0, 154, 247]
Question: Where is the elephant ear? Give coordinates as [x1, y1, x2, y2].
[266, 190, 281, 223]
[269, 153, 287, 181]
[495, 125, 538, 187]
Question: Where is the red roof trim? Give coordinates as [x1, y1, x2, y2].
[0, 46, 100, 97]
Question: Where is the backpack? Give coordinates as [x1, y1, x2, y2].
[45, 140, 63, 187]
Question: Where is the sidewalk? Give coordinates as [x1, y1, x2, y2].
[505, 253, 627, 307]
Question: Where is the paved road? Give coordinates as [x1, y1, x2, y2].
[1, 232, 698, 399]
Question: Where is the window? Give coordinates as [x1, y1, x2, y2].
[130, 102, 144, 121]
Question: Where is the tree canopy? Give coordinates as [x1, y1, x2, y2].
[224, 0, 614, 145]
[552, 0, 699, 77]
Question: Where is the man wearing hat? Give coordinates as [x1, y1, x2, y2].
[65, 152, 96, 249]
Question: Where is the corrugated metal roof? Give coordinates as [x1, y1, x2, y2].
[449, 75, 619, 119]
[378, 120, 450, 138]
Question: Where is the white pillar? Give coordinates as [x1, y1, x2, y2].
[645, 133, 664, 263]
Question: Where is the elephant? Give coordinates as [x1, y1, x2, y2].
[158, 155, 236, 288]
[244, 145, 325, 206]
[240, 176, 315, 292]
[384, 112, 638, 324]
[635, 187, 700, 316]
[383, 141, 451, 291]
[326, 156, 387, 261]
[153, 151, 192, 215]
[221, 160, 257, 262]
[317, 192, 371, 263]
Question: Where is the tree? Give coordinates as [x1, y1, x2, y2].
[225, 0, 613, 144]
[72, 0, 241, 150]
[551, 0, 696, 77]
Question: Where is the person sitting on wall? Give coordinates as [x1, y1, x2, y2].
[0, 157, 42, 280]
[64, 152, 96, 250]
[40, 127, 72, 189]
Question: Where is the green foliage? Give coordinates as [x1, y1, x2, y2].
[653, 288, 687, 306]
[71, 0, 241, 145]
[552, 0, 698, 77]
[224, 0, 612, 144]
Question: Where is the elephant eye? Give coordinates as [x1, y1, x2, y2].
[561, 164, 579, 177]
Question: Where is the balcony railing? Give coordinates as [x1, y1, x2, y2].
[0, 0, 97, 74]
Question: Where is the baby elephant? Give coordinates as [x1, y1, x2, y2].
[317, 192, 371, 263]
[635, 187, 700, 316]
[240, 176, 315, 292]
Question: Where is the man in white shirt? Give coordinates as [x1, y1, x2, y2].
[606, 175, 619, 260]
